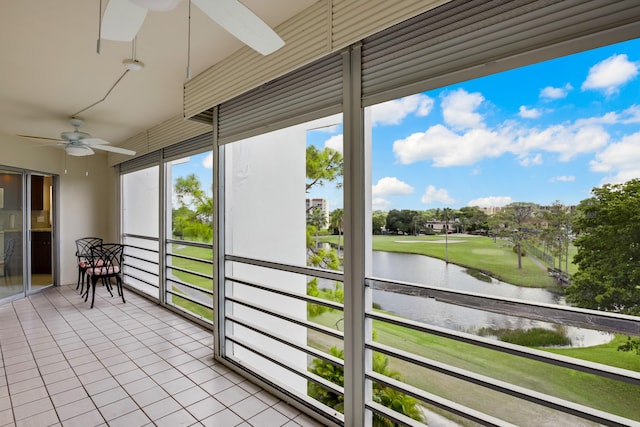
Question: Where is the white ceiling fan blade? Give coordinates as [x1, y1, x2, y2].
[81, 137, 111, 146]
[92, 145, 137, 156]
[192, 0, 285, 55]
[101, 0, 149, 42]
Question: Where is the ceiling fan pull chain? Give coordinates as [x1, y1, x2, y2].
[186, 0, 192, 81]
[97, 0, 103, 54]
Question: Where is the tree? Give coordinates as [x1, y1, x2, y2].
[306, 145, 343, 193]
[329, 208, 344, 252]
[308, 347, 424, 425]
[372, 211, 387, 234]
[173, 174, 213, 242]
[385, 209, 421, 235]
[459, 206, 489, 233]
[541, 201, 572, 273]
[567, 179, 640, 316]
[497, 202, 539, 269]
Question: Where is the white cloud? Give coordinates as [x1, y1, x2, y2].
[372, 177, 414, 197]
[467, 196, 513, 208]
[519, 106, 541, 118]
[202, 152, 213, 169]
[550, 175, 575, 182]
[519, 153, 542, 166]
[441, 89, 485, 129]
[540, 84, 573, 100]
[590, 132, 640, 184]
[372, 197, 393, 211]
[392, 124, 512, 166]
[370, 94, 434, 126]
[324, 134, 343, 153]
[582, 54, 638, 95]
[620, 105, 640, 124]
[421, 185, 454, 205]
[512, 124, 609, 161]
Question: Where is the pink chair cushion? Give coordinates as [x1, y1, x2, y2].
[79, 258, 105, 268]
[86, 265, 120, 276]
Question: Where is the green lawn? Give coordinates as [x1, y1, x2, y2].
[321, 234, 558, 288]
[309, 309, 640, 423]
[167, 244, 214, 321]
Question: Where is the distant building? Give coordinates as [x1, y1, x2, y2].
[478, 206, 504, 216]
[306, 198, 329, 228]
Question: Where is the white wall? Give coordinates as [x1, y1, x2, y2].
[225, 125, 308, 392]
[0, 133, 113, 286]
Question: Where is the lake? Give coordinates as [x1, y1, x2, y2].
[369, 251, 613, 347]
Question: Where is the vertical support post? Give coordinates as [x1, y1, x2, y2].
[343, 42, 371, 427]
[158, 150, 167, 305]
[212, 106, 226, 360]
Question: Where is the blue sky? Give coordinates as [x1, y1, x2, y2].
[176, 38, 640, 214]
[310, 37, 640, 212]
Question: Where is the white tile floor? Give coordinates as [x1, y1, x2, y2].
[0, 284, 325, 427]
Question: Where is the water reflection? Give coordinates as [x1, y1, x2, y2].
[370, 251, 612, 347]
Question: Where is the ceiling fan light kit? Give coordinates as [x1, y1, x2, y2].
[18, 118, 136, 158]
[65, 145, 95, 156]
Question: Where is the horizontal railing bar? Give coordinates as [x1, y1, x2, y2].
[166, 251, 214, 266]
[123, 233, 158, 242]
[166, 277, 213, 296]
[226, 334, 345, 396]
[367, 372, 516, 427]
[167, 264, 213, 281]
[366, 401, 444, 427]
[367, 311, 640, 385]
[226, 275, 344, 311]
[123, 262, 158, 278]
[123, 273, 159, 289]
[226, 294, 344, 340]
[226, 255, 344, 282]
[368, 342, 637, 426]
[367, 277, 640, 335]
[165, 238, 213, 250]
[166, 288, 213, 309]
[226, 314, 344, 369]
[124, 245, 158, 254]
[123, 253, 158, 265]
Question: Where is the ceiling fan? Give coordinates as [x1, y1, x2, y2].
[18, 118, 137, 157]
[101, 0, 285, 56]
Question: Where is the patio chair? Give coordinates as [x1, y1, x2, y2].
[84, 243, 125, 308]
[75, 237, 103, 294]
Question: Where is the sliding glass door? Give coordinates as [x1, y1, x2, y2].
[0, 169, 56, 301]
[0, 169, 24, 299]
[30, 174, 54, 290]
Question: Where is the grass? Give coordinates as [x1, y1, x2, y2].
[163, 238, 640, 422]
[166, 243, 214, 321]
[320, 234, 558, 288]
[477, 327, 571, 346]
[309, 309, 640, 423]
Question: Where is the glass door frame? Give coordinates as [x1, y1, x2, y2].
[28, 172, 57, 293]
[0, 167, 58, 303]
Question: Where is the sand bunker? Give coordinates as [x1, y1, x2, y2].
[394, 240, 467, 244]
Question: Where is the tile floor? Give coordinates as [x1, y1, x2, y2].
[0, 284, 324, 426]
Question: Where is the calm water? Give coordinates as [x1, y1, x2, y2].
[369, 251, 612, 347]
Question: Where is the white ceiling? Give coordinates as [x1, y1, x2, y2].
[0, 0, 316, 151]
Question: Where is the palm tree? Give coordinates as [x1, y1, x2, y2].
[329, 208, 344, 253]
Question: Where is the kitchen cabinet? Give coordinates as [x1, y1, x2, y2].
[31, 176, 43, 211]
[31, 231, 51, 274]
